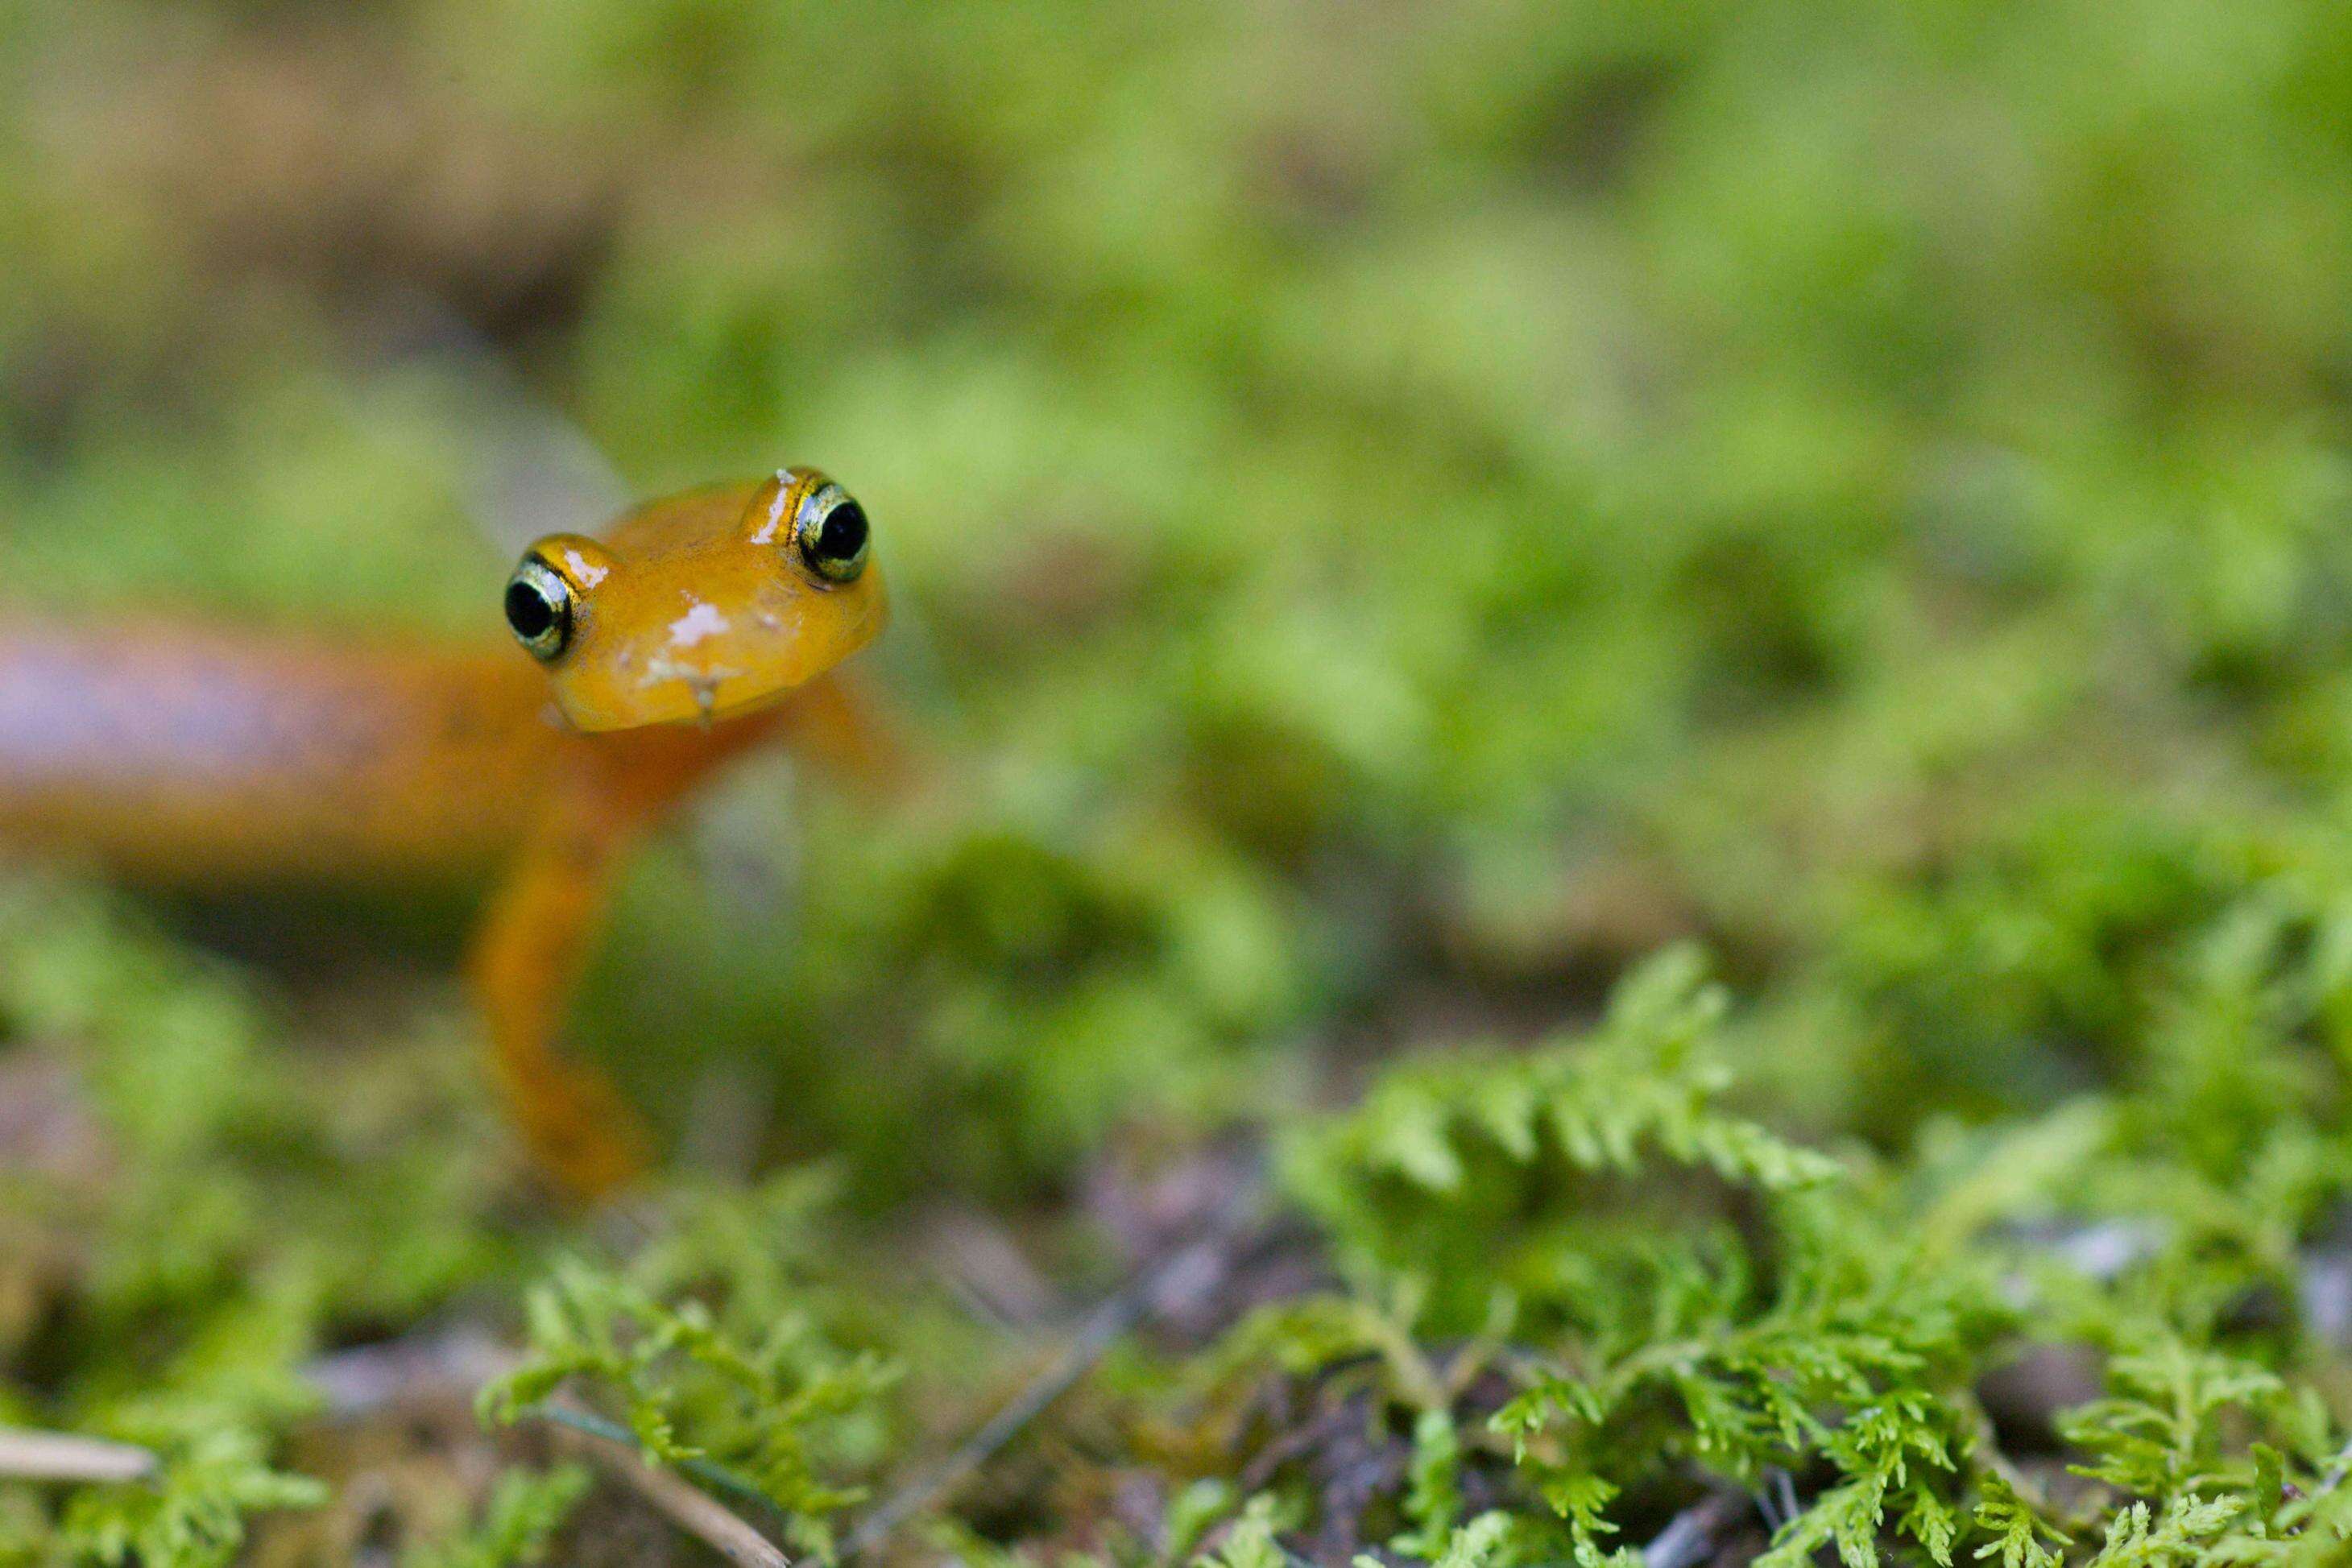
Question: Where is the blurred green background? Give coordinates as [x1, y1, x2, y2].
[12, 2, 2352, 1563]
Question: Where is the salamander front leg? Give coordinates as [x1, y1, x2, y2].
[466, 799, 651, 1198]
[765, 670, 909, 789]
[464, 676, 895, 1198]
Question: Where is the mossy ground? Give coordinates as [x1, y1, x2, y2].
[8, 3, 2352, 1565]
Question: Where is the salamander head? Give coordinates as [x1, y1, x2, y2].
[503, 468, 886, 732]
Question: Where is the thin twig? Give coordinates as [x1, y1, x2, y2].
[0, 1427, 157, 1485]
[1642, 1488, 1752, 1568]
[841, 1191, 1267, 1561]
[532, 1402, 787, 1525]
[1751, 1466, 1804, 1538]
[308, 1330, 774, 1511]
[2316, 1434, 2352, 1498]
[547, 1408, 792, 1568]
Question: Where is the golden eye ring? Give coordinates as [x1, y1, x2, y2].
[505, 556, 574, 660]
[794, 483, 870, 583]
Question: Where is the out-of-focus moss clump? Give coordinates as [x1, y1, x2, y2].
[11, 1, 2352, 1563]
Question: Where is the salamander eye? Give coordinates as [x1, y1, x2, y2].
[504, 556, 574, 660]
[794, 484, 870, 583]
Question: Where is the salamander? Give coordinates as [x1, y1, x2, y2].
[0, 468, 888, 1195]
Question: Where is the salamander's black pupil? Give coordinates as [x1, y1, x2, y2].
[816, 500, 868, 563]
[506, 580, 556, 639]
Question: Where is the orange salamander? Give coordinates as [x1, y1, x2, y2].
[0, 468, 888, 1195]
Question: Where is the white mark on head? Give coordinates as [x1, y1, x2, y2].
[668, 599, 731, 647]
[751, 470, 795, 544]
[561, 548, 609, 587]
